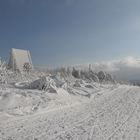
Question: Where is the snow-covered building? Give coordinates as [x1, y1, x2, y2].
[8, 48, 33, 72]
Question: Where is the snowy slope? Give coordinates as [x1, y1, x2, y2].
[0, 64, 140, 140]
[0, 84, 140, 140]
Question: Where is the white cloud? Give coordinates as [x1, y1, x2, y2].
[94, 56, 140, 71]
[118, 56, 140, 68]
[92, 57, 140, 81]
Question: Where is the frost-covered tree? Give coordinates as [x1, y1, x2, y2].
[98, 71, 106, 82]
[23, 62, 32, 73]
[72, 67, 80, 78]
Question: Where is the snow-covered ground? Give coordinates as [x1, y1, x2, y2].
[0, 83, 140, 140]
[0, 66, 140, 140]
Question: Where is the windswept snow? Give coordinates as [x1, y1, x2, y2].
[0, 84, 140, 140]
[0, 64, 140, 140]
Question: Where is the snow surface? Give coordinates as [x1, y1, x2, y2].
[0, 82, 140, 140]
[0, 66, 140, 139]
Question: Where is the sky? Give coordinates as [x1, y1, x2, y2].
[0, 0, 140, 67]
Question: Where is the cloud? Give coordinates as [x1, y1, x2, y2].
[93, 62, 119, 72]
[93, 56, 140, 71]
[118, 56, 140, 68]
[92, 57, 140, 82]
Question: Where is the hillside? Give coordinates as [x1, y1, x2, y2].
[0, 66, 140, 140]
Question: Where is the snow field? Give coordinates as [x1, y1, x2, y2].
[0, 85, 140, 140]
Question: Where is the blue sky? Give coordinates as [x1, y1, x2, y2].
[0, 0, 140, 66]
